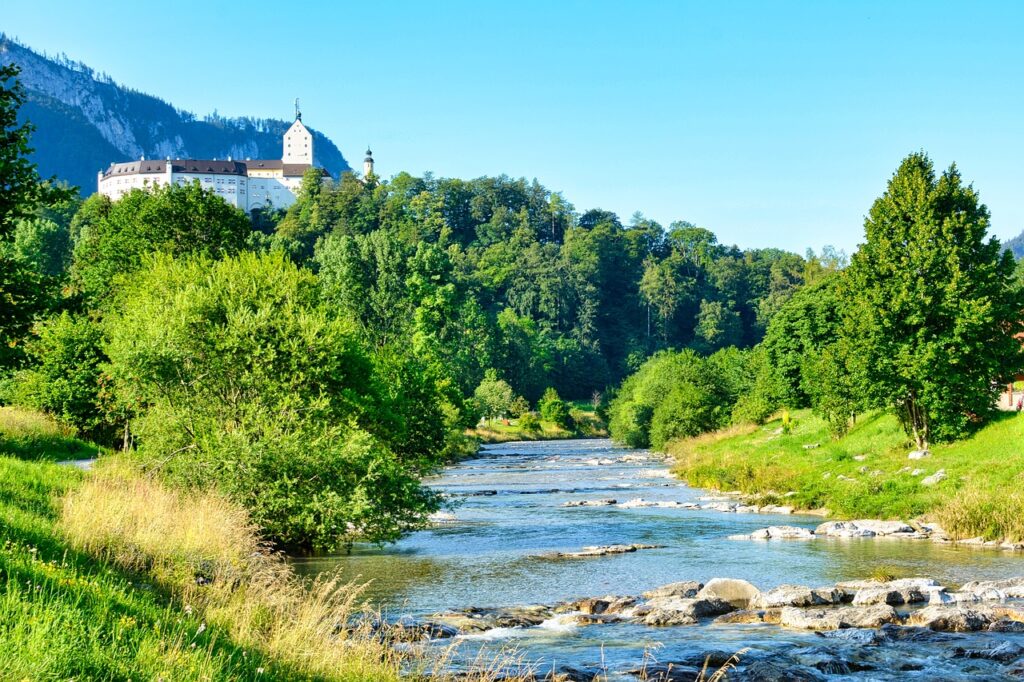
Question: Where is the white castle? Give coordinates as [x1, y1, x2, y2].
[96, 106, 372, 213]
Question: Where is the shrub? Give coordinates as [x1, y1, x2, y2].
[103, 252, 440, 551]
[517, 411, 541, 433]
[538, 387, 573, 429]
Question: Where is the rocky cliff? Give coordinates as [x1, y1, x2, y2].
[0, 35, 350, 194]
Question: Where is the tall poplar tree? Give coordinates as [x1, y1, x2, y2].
[845, 152, 1024, 448]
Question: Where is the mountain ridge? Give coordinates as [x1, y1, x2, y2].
[1, 34, 350, 194]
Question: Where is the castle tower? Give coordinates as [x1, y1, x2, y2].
[282, 101, 313, 165]
[363, 147, 374, 177]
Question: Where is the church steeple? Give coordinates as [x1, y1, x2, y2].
[282, 101, 312, 165]
[363, 147, 374, 177]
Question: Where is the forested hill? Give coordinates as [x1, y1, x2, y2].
[0, 35, 350, 193]
[1006, 230, 1024, 259]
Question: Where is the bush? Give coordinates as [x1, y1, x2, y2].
[538, 387, 573, 429]
[517, 412, 541, 433]
[103, 252, 440, 551]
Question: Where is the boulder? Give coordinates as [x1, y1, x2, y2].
[920, 469, 947, 486]
[637, 596, 735, 625]
[817, 519, 914, 536]
[696, 578, 761, 609]
[959, 577, 1024, 598]
[642, 580, 703, 600]
[543, 543, 664, 559]
[908, 449, 930, 460]
[734, 525, 815, 541]
[905, 605, 995, 632]
[848, 578, 942, 606]
[779, 604, 900, 630]
[951, 641, 1024, 663]
[752, 584, 844, 608]
[713, 608, 781, 624]
[737, 661, 825, 682]
[625, 663, 701, 681]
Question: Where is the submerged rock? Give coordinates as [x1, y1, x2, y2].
[951, 641, 1024, 663]
[540, 543, 664, 559]
[736, 660, 824, 682]
[562, 499, 617, 507]
[696, 578, 760, 609]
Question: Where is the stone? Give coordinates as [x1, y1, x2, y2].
[817, 520, 913, 537]
[836, 475, 856, 482]
[910, 468, 924, 476]
[803, 443, 820, 450]
[852, 454, 868, 461]
[641, 596, 735, 621]
[752, 585, 844, 609]
[543, 543, 664, 559]
[696, 578, 760, 609]
[989, 619, 1024, 633]
[739, 661, 825, 682]
[713, 608, 776, 624]
[779, 604, 900, 630]
[641, 580, 703, 600]
[908, 449, 931, 460]
[960, 577, 1024, 598]
[849, 579, 942, 606]
[735, 525, 815, 541]
[387, 619, 461, 641]
[921, 469, 947, 486]
[951, 641, 1024, 663]
[905, 605, 995, 632]
[625, 663, 701, 681]
[562, 499, 617, 507]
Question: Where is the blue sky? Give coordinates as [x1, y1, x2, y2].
[5, 1, 1023, 253]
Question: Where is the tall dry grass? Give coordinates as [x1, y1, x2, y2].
[60, 458, 419, 681]
[935, 487, 1024, 542]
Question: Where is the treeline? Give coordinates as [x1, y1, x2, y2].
[0, 64, 820, 551]
[610, 153, 1024, 452]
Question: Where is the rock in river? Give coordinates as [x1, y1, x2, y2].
[642, 580, 703, 600]
[779, 604, 900, 630]
[540, 543, 664, 559]
[696, 578, 760, 608]
[731, 525, 815, 541]
[752, 584, 844, 608]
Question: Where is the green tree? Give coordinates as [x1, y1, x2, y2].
[844, 152, 1024, 448]
[473, 369, 517, 422]
[104, 252, 438, 550]
[538, 386, 573, 429]
[71, 182, 252, 304]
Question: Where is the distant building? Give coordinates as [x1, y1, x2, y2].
[97, 110, 327, 213]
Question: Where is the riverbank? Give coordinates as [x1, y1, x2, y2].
[0, 407, 524, 681]
[468, 403, 607, 444]
[667, 408, 1024, 543]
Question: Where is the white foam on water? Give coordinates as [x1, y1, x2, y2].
[535, 614, 580, 634]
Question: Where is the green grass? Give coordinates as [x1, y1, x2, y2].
[0, 406, 101, 462]
[0, 455, 288, 680]
[668, 409, 1024, 538]
[470, 408, 607, 444]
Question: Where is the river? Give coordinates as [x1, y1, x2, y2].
[293, 439, 1024, 680]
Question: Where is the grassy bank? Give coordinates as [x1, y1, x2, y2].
[668, 409, 1024, 542]
[0, 408, 522, 681]
[470, 403, 607, 444]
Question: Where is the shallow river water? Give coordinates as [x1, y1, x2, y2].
[294, 439, 1024, 680]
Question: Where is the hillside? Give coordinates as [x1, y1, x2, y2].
[1006, 230, 1024, 259]
[0, 35, 350, 194]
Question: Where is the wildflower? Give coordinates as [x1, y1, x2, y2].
[256, 668, 264, 675]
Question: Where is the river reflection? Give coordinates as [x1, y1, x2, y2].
[293, 439, 1024, 679]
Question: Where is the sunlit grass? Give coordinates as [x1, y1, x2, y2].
[668, 409, 1024, 539]
[0, 405, 100, 461]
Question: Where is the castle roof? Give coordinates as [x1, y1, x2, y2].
[101, 159, 323, 179]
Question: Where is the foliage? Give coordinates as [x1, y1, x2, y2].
[538, 387, 573, 430]
[103, 252, 439, 550]
[6, 313, 114, 442]
[473, 369, 518, 422]
[669, 408, 1024, 539]
[608, 349, 750, 449]
[71, 181, 253, 304]
[843, 152, 1024, 448]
